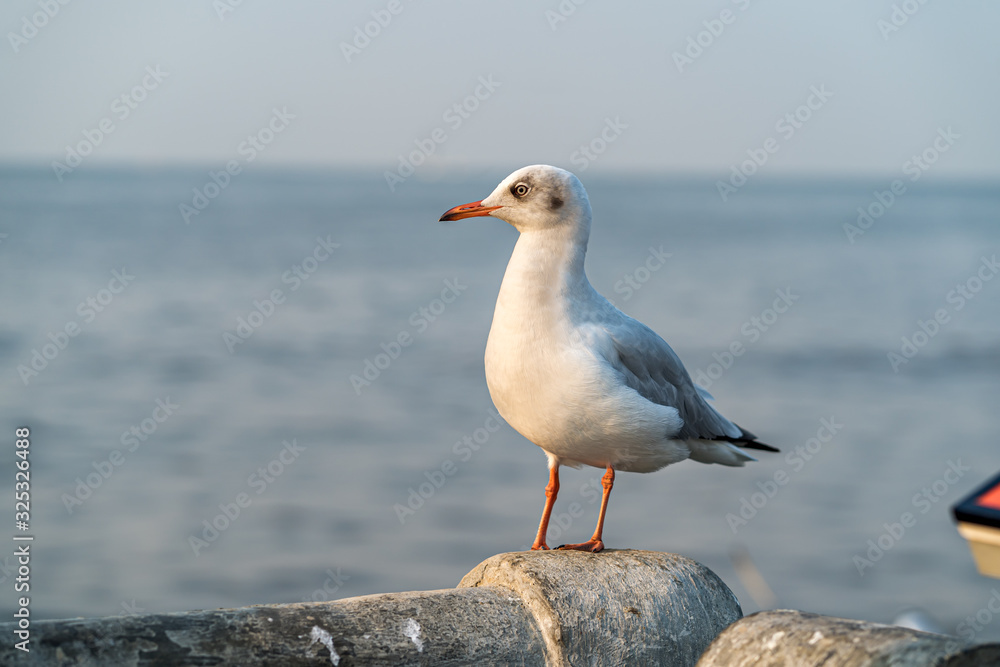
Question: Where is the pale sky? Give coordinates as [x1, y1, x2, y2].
[2, 0, 999, 178]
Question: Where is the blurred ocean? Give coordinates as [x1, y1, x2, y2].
[1, 166, 998, 639]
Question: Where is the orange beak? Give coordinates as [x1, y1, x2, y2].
[439, 200, 502, 222]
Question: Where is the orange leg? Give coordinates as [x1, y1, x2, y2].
[531, 466, 560, 550]
[558, 465, 614, 553]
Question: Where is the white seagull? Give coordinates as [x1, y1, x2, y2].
[440, 165, 777, 552]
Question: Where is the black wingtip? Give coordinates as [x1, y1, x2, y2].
[728, 425, 780, 452]
[739, 440, 780, 453]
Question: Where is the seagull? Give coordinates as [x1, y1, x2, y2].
[439, 165, 777, 553]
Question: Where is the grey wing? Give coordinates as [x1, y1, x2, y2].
[603, 317, 757, 443]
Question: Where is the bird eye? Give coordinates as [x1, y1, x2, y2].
[511, 182, 530, 198]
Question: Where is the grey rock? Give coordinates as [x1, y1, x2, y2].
[697, 609, 1000, 667]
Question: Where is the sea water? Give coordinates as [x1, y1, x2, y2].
[0, 166, 998, 640]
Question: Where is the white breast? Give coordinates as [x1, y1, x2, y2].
[484, 230, 689, 473]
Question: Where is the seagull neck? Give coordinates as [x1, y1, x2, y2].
[502, 225, 592, 306]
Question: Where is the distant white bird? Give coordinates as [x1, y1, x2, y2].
[440, 165, 776, 552]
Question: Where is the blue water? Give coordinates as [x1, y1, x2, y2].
[1, 166, 999, 640]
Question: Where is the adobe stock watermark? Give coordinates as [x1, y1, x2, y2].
[350, 278, 467, 395]
[726, 416, 843, 534]
[888, 254, 998, 373]
[300, 567, 350, 603]
[877, 0, 931, 40]
[8, 0, 73, 54]
[17, 268, 135, 385]
[384, 75, 501, 192]
[565, 246, 672, 334]
[569, 117, 628, 173]
[179, 106, 295, 224]
[62, 397, 180, 514]
[609, 246, 673, 304]
[51, 66, 169, 182]
[852, 458, 970, 577]
[393, 409, 504, 524]
[672, 0, 754, 73]
[956, 588, 1000, 643]
[340, 0, 414, 63]
[223, 235, 340, 353]
[213, 0, 246, 21]
[188, 439, 306, 556]
[545, 0, 588, 31]
[717, 84, 833, 202]
[693, 287, 799, 391]
[843, 126, 959, 244]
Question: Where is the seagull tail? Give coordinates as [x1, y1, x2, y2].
[689, 441, 758, 467]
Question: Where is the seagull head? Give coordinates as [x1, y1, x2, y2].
[439, 165, 591, 234]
